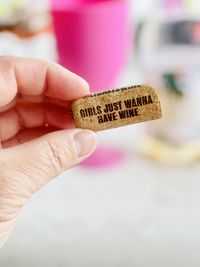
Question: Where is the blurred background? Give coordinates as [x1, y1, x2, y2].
[1, 0, 200, 266]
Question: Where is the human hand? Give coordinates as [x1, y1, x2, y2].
[0, 56, 97, 248]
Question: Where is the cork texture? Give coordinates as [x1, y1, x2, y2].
[71, 85, 162, 131]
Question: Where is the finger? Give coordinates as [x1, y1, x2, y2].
[0, 57, 17, 106]
[0, 103, 74, 142]
[18, 95, 70, 108]
[0, 96, 71, 114]
[0, 56, 89, 106]
[0, 109, 21, 142]
[6, 129, 97, 192]
[46, 97, 71, 108]
[0, 97, 17, 113]
[16, 102, 74, 129]
[2, 127, 57, 148]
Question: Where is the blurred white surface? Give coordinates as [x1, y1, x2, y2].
[1, 152, 200, 267]
[0, 31, 57, 60]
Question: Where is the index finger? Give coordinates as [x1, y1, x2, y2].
[0, 56, 89, 106]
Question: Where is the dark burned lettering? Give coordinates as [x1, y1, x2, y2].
[142, 96, 148, 105]
[118, 108, 139, 119]
[104, 101, 122, 113]
[72, 85, 162, 131]
[147, 95, 153, 104]
[124, 95, 153, 108]
[87, 85, 142, 98]
[80, 106, 102, 118]
[98, 112, 118, 124]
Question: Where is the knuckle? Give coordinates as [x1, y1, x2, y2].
[44, 138, 76, 174]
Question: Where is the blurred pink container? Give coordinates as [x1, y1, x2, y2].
[50, 0, 130, 169]
[51, 0, 129, 91]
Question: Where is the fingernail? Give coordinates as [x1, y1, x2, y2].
[74, 130, 97, 158]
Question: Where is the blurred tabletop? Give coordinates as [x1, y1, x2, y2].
[1, 153, 200, 267]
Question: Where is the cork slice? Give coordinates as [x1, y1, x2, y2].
[71, 85, 162, 131]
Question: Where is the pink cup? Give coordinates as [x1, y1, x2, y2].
[51, 0, 129, 91]
[50, 0, 130, 168]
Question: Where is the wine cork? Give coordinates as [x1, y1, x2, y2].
[71, 85, 162, 131]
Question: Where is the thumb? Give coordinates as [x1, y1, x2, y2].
[6, 129, 97, 194]
[0, 129, 97, 248]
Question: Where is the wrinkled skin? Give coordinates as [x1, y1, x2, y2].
[0, 57, 97, 248]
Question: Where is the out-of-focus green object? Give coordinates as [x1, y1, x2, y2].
[163, 73, 183, 97]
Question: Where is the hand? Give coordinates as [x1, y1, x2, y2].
[0, 56, 97, 248]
